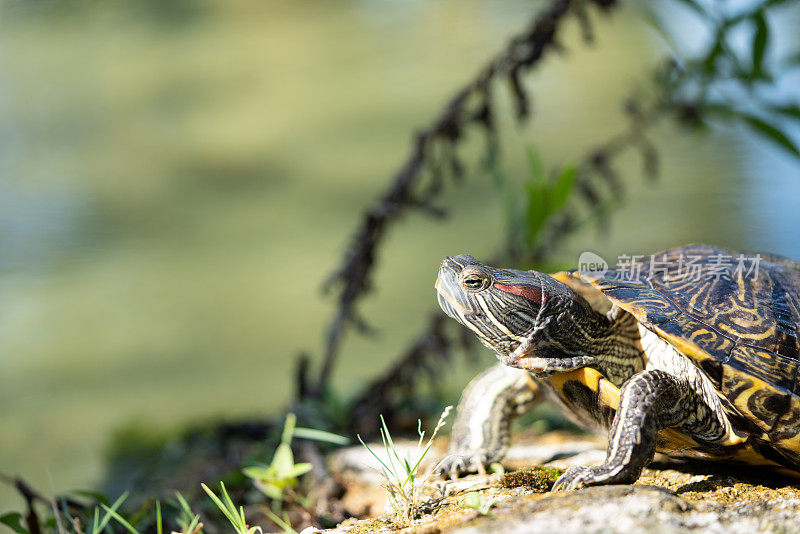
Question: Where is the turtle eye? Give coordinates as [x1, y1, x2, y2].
[463, 273, 488, 291]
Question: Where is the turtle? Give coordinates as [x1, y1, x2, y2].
[434, 244, 800, 490]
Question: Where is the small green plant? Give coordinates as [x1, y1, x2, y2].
[201, 482, 263, 534]
[0, 491, 201, 534]
[0, 512, 28, 534]
[357, 405, 452, 528]
[98, 497, 146, 534]
[202, 481, 299, 534]
[155, 501, 163, 534]
[75, 491, 159, 534]
[90, 492, 200, 534]
[87, 492, 139, 534]
[174, 492, 203, 534]
[490, 146, 577, 257]
[462, 493, 497, 516]
[242, 413, 348, 510]
[98, 492, 204, 534]
[21, 490, 201, 534]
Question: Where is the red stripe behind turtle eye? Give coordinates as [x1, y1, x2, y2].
[494, 284, 543, 303]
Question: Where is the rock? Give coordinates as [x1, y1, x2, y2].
[448, 484, 800, 534]
[450, 485, 688, 534]
[318, 432, 800, 534]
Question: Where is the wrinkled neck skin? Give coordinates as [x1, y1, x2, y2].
[500, 277, 644, 387]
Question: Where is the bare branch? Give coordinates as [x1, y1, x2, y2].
[313, 0, 618, 397]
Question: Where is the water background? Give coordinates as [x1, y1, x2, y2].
[0, 0, 798, 507]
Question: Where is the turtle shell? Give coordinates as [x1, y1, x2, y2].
[579, 244, 800, 465]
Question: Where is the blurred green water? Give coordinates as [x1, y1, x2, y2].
[0, 0, 798, 508]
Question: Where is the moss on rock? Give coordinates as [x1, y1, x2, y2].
[499, 466, 564, 492]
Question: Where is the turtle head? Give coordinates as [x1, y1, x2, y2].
[435, 254, 550, 357]
[436, 254, 604, 375]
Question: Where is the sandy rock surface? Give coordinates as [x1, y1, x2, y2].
[313, 432, 800, 534]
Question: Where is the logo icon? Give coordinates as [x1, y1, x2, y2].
[578, 251, 608, 277]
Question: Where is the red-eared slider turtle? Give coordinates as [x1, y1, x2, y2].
[434, 244, 800, 490]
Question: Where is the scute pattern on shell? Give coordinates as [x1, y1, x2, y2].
[580, 244, 800, 462]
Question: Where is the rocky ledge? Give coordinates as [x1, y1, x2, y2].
[310, 431, 800, 534]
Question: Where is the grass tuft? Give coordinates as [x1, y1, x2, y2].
[357, 405, 452, 528]
[201, 482, 263, 534]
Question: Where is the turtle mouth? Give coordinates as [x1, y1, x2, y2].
[500, 348, 597, 375]
[436, 290, 484, 322]
[510, 355, 558, 373]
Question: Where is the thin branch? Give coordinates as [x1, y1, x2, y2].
[0, 472, 86, 511]
[314, 0, 617, 397]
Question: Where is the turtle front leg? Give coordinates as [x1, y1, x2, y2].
[437, 363, 539, 478]
[553, 369, 722, 491]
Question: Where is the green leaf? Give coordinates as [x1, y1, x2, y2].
[292, 427, 350, 445]
[281, 413, 297, 446]
[242, 465, 272, 480]
[262, 483, 285, 501]
[0, 513, 29, 534]
[740, 113, 800, 159]
[550, 166, 576, 212]
[379, 415, 398, 458]
[288, 463, 313, 478]
[770, 104, 800, 120]
[357, 434, 395, 479]
[201, 483, 239, 529]
[96, 491, 129, 533]
[219, 482, 242, 527]
[156, 501, 163, 534]
[186, 515, 201, 534]
[751, 11, 769, 79]
[380, 415, 400, 479]
[91, 507, 100, 533]
[525, 146, 545, 185]
[264, 509, 298, 534]
[99, 504, 140, 534]
[525, 184, 549, 245]
[174, 491, 195, 519]
[271, 443, 296, 476]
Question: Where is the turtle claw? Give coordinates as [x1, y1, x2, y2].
[552, 463, 636, 491]
[552, 465, 597, 491]
[436, 449, 496, 479]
